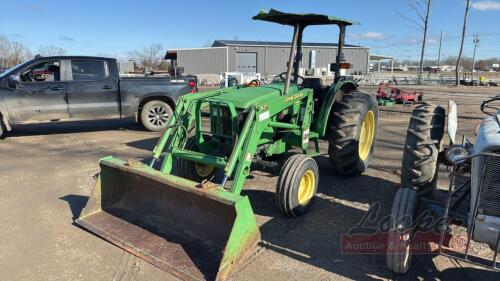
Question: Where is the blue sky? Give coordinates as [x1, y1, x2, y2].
[1, 0, 499, 60]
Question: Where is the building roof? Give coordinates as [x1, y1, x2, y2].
[212, 40, 364, 48]
[370, 54, 394, 61]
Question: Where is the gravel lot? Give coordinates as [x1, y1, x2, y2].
[0, 85, 499, 281]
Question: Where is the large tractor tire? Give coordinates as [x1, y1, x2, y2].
[140, 100, 173, 132]
[401, 104, 445, 195]
[386, 188, 418, 274]
[276, 154, 319, 217]
[329, 92, 378, 176]
[176, 136, 216, 182]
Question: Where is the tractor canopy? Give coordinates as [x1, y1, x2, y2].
[252, 9, 359, 27]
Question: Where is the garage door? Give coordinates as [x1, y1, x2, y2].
[236, 52, 257, 73]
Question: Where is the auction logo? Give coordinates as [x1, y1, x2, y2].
[340, 202, 464, 254]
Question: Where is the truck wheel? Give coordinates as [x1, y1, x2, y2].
[328, 92, 378, 176]
[176, 136, 216, 182]
[276, 154, 319, 217]
[140, 100, 173, 132]
[0, 119, 4, 139]
[401, 104, 444, 195]
[386, 188, 418, 274]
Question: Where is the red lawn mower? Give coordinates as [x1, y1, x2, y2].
[376, 83, 423, 105]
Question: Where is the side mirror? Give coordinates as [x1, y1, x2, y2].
[330, 63, 352, 72]
[9, 74, 20, 88]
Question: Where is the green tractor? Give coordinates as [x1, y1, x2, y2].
[76, 9, 378, 281]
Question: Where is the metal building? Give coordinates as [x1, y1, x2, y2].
[165, 40, 370, 76]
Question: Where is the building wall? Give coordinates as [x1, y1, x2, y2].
[176, 47, 227, 74]
[175, 45, 370, 76]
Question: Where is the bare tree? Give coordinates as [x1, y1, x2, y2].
[37, 45, 66, 56]
[400, 0, 433, 80]
[455, 0, 474, 86]
[0, 35, 12, 67]
[201, 40, 213, 47]
[0, 35, 33, 67]
[10, 41, 32, 65]
[128, 44, 164, 70]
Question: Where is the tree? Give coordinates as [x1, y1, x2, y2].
[400, 0, 433, 80]
[201, 40, 213, 47]
[0, 35, 32, 67]
[10, 41, 32, 65]
[0, 35, 12, 67]
[456, 0, 474, 86]
[128, 44, 164, 70]
[37, 45, 66, 56]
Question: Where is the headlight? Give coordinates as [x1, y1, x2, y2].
[445, 145, 469, 164]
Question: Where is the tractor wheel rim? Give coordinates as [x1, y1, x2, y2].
[195, 162, 215, 178]
[148, 106, 169, 127]
[359, 111, 375, 161]
[298, 170, 315, 205]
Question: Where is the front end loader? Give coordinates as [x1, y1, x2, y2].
[76, 9, 378, 280]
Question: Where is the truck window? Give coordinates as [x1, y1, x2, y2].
[20, 61, 60, 82]
[71, 60, 106, 81]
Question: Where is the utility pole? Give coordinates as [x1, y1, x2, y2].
[471, 33, 479, 79]
[437, 29, 443, 68]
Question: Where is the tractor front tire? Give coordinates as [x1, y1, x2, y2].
[276, 154, 319, 217]
[386, 188, 418, 274]
[401, 104, 445, 195]
[176, 136, 216, 182]
[329, 92, 378, 176]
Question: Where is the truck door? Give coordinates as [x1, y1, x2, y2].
[66, 59, 119, 118]
[5, 59, 69, 122]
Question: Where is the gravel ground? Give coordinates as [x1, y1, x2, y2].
[0, 86, 498, 281]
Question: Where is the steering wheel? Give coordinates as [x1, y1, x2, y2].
[272, 72, 304, 85]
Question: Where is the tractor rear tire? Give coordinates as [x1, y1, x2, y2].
[386, 188, 418, 274]
[276, 154, 319, 217]
[328, 92, 378, 176]
[401, 104, 445, 195]
[176, 136, 216, 182]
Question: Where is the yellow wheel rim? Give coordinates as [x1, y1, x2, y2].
[298, 170, 315, 205]
[195, 162, 215, 177]
[358, 111, 375, 161]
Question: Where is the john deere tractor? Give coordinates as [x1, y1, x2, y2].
[76, 9, 378, 281]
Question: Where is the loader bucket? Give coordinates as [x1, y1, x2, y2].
[76, 157, 260, 281]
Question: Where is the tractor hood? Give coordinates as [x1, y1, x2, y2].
[208, 83, 299, 109]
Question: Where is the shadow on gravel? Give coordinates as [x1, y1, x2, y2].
[126, 137, 159, 151]
[243, 172, 397, 280]
[5, 119, 145, 137]
[60, 194, 89, 220]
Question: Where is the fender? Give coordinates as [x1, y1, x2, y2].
[315, 80, 357, 138]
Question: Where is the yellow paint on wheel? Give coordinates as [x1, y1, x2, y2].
[359, 110, 375, 161]
[298, 170, 315, 205]
[195, 162, 215, 177]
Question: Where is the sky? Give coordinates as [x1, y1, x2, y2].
[0, 0, 499, 61]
